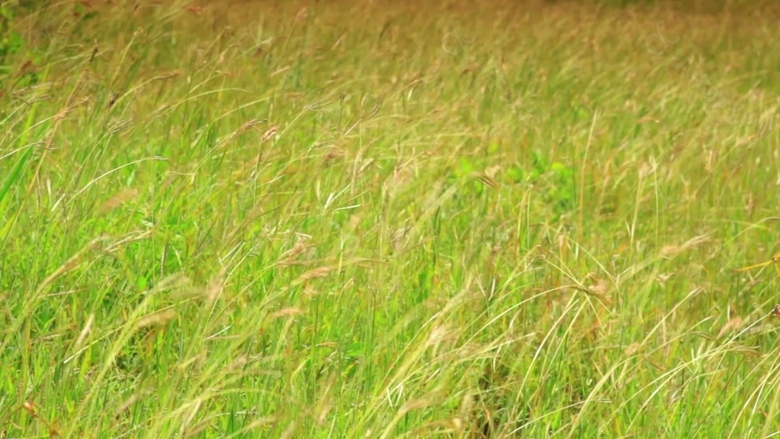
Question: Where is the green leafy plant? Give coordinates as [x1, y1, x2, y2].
[511, 150, 576, 217]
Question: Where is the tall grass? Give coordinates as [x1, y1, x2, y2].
[1, 0, 779, 437]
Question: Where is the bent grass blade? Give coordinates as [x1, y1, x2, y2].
[735, 251, 780, 276]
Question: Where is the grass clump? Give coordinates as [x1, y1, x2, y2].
[1, 0, 779, 437]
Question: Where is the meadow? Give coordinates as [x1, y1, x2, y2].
[1, 0, 779, 437]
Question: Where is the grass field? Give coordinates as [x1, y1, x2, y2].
[1, 0, 779, 437]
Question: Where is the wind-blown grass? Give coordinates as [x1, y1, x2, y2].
[1, 0, 779, 437]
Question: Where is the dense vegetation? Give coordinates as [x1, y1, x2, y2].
[1, 0, 779, 437]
